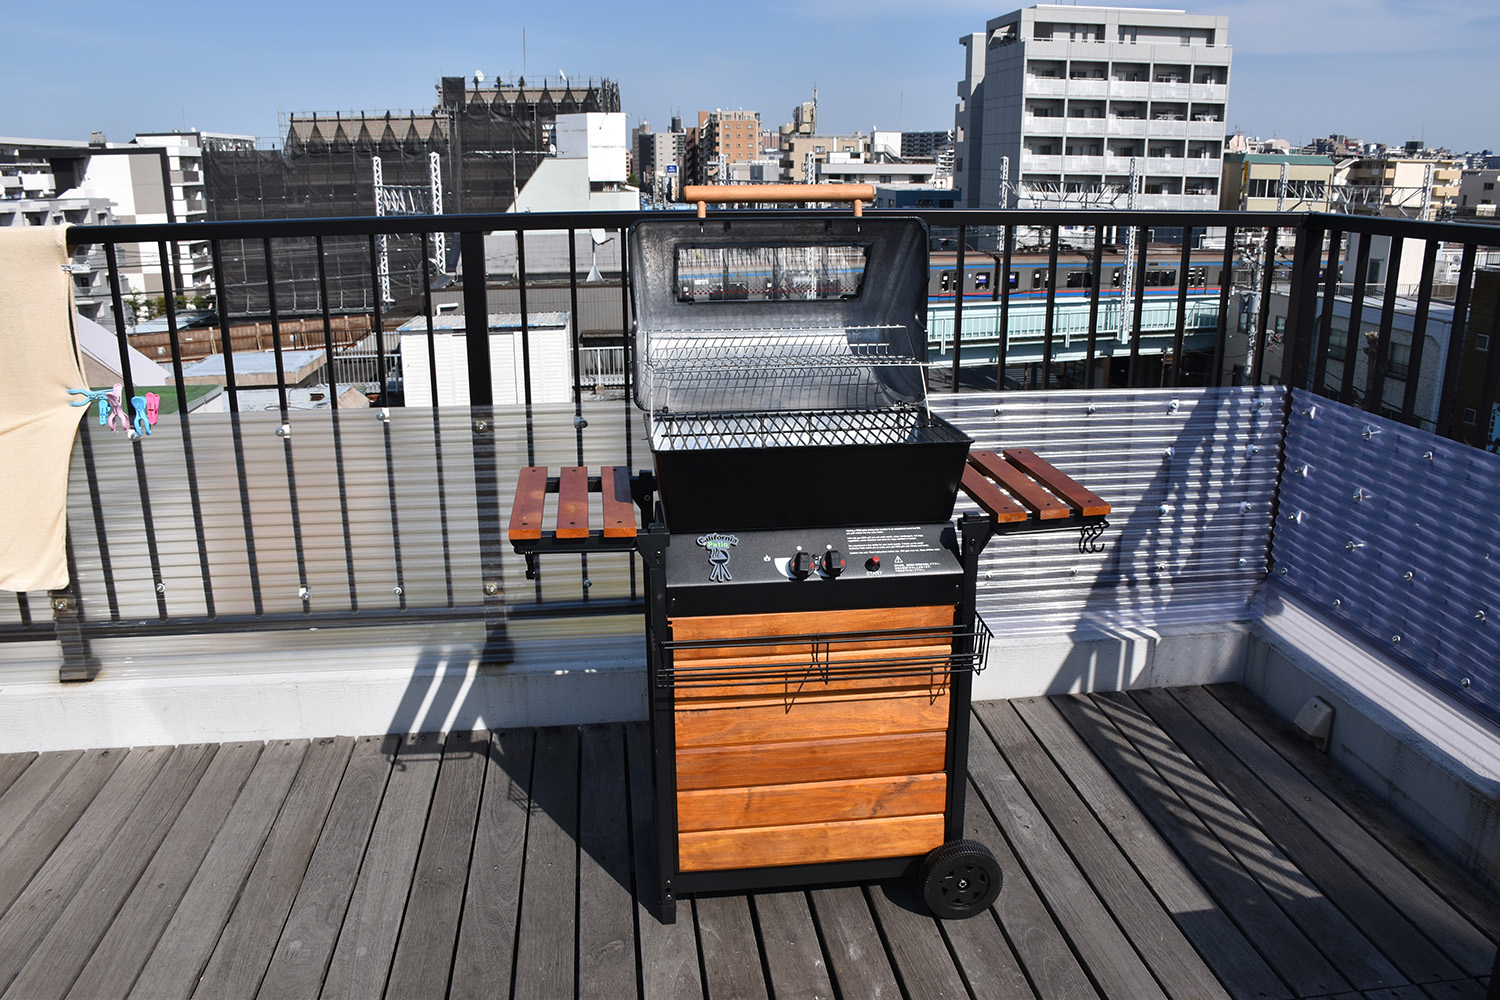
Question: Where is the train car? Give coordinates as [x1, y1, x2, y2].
[927, 248, 1228, 307]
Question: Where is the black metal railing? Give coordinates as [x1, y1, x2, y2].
[5, 207, 1498, 679]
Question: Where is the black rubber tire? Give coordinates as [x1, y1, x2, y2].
[917, 839, 1002, 919]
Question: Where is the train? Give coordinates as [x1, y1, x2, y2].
[927, 247, 1230, 307]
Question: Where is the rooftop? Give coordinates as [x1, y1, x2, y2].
[2, 203, 1499, 998]
[0, 687, 1491, 1000]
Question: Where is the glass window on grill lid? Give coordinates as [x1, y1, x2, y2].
[675, 244, 870, 302]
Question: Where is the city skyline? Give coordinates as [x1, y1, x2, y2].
[3, 0, 1495, 154]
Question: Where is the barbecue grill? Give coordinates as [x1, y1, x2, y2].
[508, 193, 1111, 922]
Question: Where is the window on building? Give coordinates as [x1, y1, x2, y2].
[1463, 407, 1478, 425]
[1476, 334, 1490, 351]
[1328, 325, 1348, 361]
[1485, 182, 1495, 190]
[1388, 341, 1411, 379]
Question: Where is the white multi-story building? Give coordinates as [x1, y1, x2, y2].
[955, 5, 1231, 210]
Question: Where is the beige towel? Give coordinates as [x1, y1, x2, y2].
[0, 226, 87, 592]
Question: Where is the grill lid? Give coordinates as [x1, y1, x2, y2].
[628, 217, 931, 415]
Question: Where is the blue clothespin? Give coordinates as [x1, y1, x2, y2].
[130, 396, 151, 437]
[67, 388, 109, 424]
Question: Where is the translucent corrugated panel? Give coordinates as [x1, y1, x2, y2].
[931, 387, 1284, 635]
[1272, 390, 1500, 723]
[61, 399, 648, 627]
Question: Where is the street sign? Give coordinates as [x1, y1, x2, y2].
[666, 164, 678, 174]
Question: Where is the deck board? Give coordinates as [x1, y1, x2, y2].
[0, 684, 1493, 1000]
[129, 738, 310, 1000]
[385, 731, 489, 1000]
[577, 724, 639, 999]
[976, 699, 1233, 1000]
[63, 741, 263, 1000]
[752, 891, 835, 1000]
[321, 732, 440, 999]
[254, 734, 393, 1000]
[0, 744, 216, 1000]
[1151, 687, 1476, 982]
[1009, 696, 1290, 1000]
[1051, 693, 1354, 998]
[448, 728, 534, 1000]
[0, 745, 168, 993]
[191, 736, 352, 1000]
[512, 726, 580, 1000]
[1115, 689, 1404, 992]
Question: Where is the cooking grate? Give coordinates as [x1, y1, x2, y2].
[640, 327, 928, 415]
[649, 406, 968, 451]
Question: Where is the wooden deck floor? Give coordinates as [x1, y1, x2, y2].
[0, 684, 1494, 1000]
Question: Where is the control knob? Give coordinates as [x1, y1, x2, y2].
[790, 551, 816, 580]
[822, 550, 846, 577]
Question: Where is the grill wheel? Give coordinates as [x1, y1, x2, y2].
[918, 839, 1003, 919]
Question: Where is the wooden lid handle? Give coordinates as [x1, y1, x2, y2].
[683, 183, 875, 218]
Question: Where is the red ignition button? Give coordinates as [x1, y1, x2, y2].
[865, 556, 881, 572]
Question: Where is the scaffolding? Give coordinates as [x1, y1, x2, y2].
[203, 76, 620, 316]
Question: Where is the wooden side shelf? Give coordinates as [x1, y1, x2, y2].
[508, 465, 640, 553]
[960, 448, 1111, 535]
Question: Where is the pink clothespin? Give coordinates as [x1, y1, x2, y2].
[145, 392, 160, 426]
[105, 384, 129, 432]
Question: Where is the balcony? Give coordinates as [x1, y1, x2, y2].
[1109, 80, 1151, 100]
[2, 207, 1499, 999]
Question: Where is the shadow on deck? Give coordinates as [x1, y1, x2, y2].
[0, 684, 1494, 1000]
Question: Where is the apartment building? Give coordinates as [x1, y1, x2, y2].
[955, 5, 1231, 210]
[1221, 152, 1337, 212]
[693, 109, 761, 184]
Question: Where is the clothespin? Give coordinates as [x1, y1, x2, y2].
[130, 396, 151, 437]
[145, 392, 160, 426]
[68, 388, 108, 424]
[105, 384, 128, 432]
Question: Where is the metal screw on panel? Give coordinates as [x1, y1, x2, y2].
[155, 582, 165, 594]
[1255, 398, 1266, 410]
[1163, 447, 1174, 458]
[1249, 445, 1261, 455]
[1086, 403, 1097, 414]
[53, 598, 68, 612]
[1279, 567, 1289, 576]
[1345, 539, 1364, 551]
[1301, 405, 1318, 418]
[1461, 677, 1473, 688]
[1423, 451, 1434, 461]
[299, 586, 310, 602]
[484, 581, 500, 596]
[1241, 501, 1252, 512]
[474, 419, 488, 432]
[1477, 610, 1488, 623]
[1362, 425, 1381, 440]
[1169, 398, 1180, 413]
[1296, 464, 1309, 476]
[276, 423, 291, 438]
[1333, 598, 1342, 607]
[1391, 635, 1401, 644]
[583, 578, 593, 589]
[1403, 571, 1414, 582]
[1158, 504, 1173, 516]
[1352, 488, 1371, 503]
[574, 416, 588, 429]
[1155, 562, 1168, 572]
[1238, 557, 1248, 566]
[377, 409, 390, 422]
[392, 586, 403, 597]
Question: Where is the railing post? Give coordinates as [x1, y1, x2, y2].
[1283, 219, 1324, 391]
[460, 229, 493, 405]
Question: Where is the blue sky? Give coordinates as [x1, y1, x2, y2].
[4, 0, 1495, 152]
